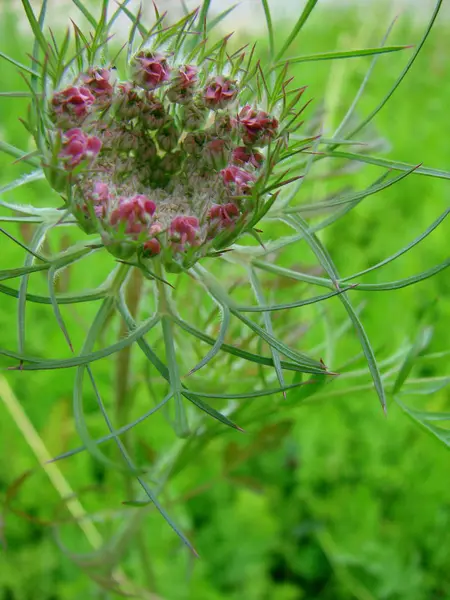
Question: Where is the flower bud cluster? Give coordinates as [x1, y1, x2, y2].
[46, 50, 281, 269]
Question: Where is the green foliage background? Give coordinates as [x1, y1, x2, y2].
[0, 2, 449, 599]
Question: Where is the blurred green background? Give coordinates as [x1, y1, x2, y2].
[0, 2, 449, 599]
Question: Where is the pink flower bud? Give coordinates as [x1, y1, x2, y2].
[204, 76, 238, 110]
[81, 68, 114, 104]
[59, 128, 102, 168]
[238, 105, 278, 146]
[142, 238, 161, 257]
[110, 194, 156, 236]
[169, 216, 200, 248]
[232, 146, 264, 169]
[51, 86, 95, 127]
[167, 65, 198, 104]
[208, 203, 240, 229]
[221, 165, 256, 194]
[132, 51, 171, 91]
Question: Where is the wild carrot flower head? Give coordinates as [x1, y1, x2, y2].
[4, 0, 448, 570]
[37, 5, 309, 275]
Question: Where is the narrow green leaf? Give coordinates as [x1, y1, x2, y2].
[0, 283, 107, 304]
[172, 314, 308, 374]
[275, 0, 319, 61]
[188, 303, 231, 375]
[249, 268, 285, 394]
[261, 0, 275, 59]
[0, 141, 40, 167]
[161, 316, 189, 438]
[287, 168, 417, 215]
[6, 314, 161, 370]
[107, 0, 134, 31]
[0, 50, 41, 78]
[0, 227, 48, 261]
[207, 4, 238, 33]
[17, 225, 49, 356]
[21, 0, 52, 62]
[347, 0, 443, 140]
[341, 209, 449, 282]
[288, 215, 387, 411]
[333, 16, 397, 139]
[323, 151, 450, 180]
[395, 396, 450, 448]
[276, 45, 411, 67]
[47, 266, 74, 350]
[393, 327, 434, 394]
[0, 263, 50, 282]
[49, 393, 172, 462]
[0, 169, 45, 196]
[353, 260, 450, 291]
[72, 0, 97, 27]
[238, 286, 352, 312]
[117, 296, 242, 430]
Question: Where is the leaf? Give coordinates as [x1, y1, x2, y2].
[395, 395, 450, 449]
[0, 169, 45, 196]
[323, 150, 450, 180]
[71, 0, 97, 27]
[188, 303, 231, 375]
[353, 260, 450, 292]
[21, 0, 52, 64]
[261, 0, 274, 59]
[393, 327, 434, 394]
[6, 314, 161, 370]
[287, 168, 418, 215]
[333, 16, 398, 139]
[49, 392, 172, 463]
[341, 208, 449, 282]
[275, 0, 318, 61]
[276, 45, 412, 68]
[287, 215, 387, 412]
[249, 268, 285, 395]
[237, 286, 353, 312]
[161, 316, 189, 438]
[0, 50, 40, 78]
[0, 283, 107, 304]
[117, 296, 242, 431]
[17, 224, 49, 356]
[347, 0, 444, 140]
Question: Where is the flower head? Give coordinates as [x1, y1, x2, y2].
[221, 165, 256, 194]
[167, 65, 198, 104]
[232, 146, 264, 169]
[204, 76, 238, 110]
[132, 51, 171, 90]
[110, 194, 156, 236]
[238, 105, 279, 146]
[142, 237, 161, 257]
[208, 203, 240, 231]
[169, 216, 200, 249]
[51, 86, 95, 127]
[59, 128, 102, 168]
[81, 68, 114, 104]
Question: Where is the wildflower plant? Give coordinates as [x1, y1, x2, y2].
[0, 0, 449, 591]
